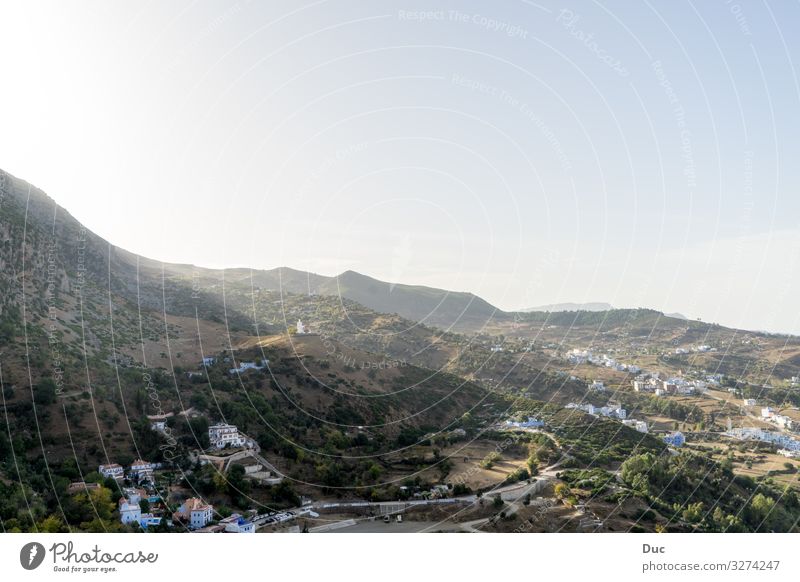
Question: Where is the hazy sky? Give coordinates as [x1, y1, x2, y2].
[1, 0, 799, 334]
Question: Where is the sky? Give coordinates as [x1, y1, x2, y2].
[1, 0, 799, 334]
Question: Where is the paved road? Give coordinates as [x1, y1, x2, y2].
[325, 520, 462, 533]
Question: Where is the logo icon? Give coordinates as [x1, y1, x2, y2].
[20, 542, 46, 570]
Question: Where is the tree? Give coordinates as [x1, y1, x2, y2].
[480, 451, 501, 469]
[554, 483, 570, 500]
[34, 378, 57, 405]
[682, 502, 704, 524]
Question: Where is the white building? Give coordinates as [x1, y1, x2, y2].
[174, 498, 214, 530]
[566, 402, 625, 420]
[566, 402, 596, 415]
[296, 319, 306, 334]
[633, 378, 657, 393]
[588, 380, 606, 392]
[742, 399, 757, 407]
[208, 423, 246, 449]
[98, 463, 124, 480]
[228, 361, 267, 375]
[772, 415, 794, 430]
[221, 514, 255, 533]
[622, 419, 648, 433]
[503, 417, 544, 429]
[599, 405, 627, 420]
[119, 498, 141, 525]
[129, 459, 155, 483]
[202, 356, 216, 367]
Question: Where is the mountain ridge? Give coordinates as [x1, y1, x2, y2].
[0, 167, 778, 337]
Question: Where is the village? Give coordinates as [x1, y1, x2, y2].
[59, 327, 800, 534]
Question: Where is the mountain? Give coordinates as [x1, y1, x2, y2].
[4, 166, 800, 534]
[522, 302, 613, 313]
[665, 312, 688, 320]
[194, 267, 503, 331]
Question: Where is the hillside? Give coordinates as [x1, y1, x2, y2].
[2, 166, 800, 534]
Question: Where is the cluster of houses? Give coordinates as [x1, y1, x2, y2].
[632, 374, 707, 397]
[761, 407, 794, 430]
[725, 427, 800, 452]
[118, 490, 255, 532]
[566, 349, 640, 374]
[99, 459, 158, 485]
[566, 402, 627, 420]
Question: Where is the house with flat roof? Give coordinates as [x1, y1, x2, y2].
[663, 431, 685, 448]
[98, 463, 124, 480]
[221, 514, 255, 533]
[119, 497, 142, 525]
[208, 423, 247, 449]
[129, 459, 155, 483]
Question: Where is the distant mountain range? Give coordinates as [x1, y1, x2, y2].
[522, 302, 614, 313]
[0, 167, 741, 337]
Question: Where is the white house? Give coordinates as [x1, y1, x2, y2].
[633, 378, 657, 393]
[98, 463, 124, 480]
[129, 459, 155, 483]
[742, 399, 757, 407]
[119, 496, 142, 525]
[622, 419, 648, 433]
[208, 423, 246, 449]
[174, 498, 214, 530]
[762, 407, 775, 418]
[588, 380, 606, 392]
[221, 514, 255, 533]
[202, 356, 216, 367]
[228, 361, 267, 375]
[599, 405, 627, 420]
[566, 403, 596, 415]
[772, 415, 793, 430]
[503, 417, 544, 429]
[296, 319, 306, 334]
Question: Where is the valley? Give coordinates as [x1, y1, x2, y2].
[2, 167, 800, 534]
